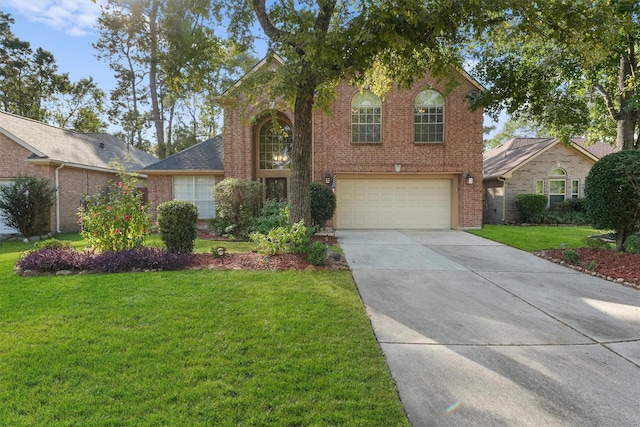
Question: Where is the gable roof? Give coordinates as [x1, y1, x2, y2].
[0, 110, 157, 172]
[483, 137, 616, 180]
[140, 135, 224, 174]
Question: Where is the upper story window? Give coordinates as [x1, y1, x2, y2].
[351, 90, 381, 143]
[414, 89, 444, 143]
[259, 120, 292, 170]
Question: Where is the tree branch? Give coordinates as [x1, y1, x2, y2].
[592, 83, 619, 121]
[252, 0, 305, 56]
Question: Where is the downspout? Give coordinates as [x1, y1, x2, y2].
[55, 163, 65, 233]
[497, 176, 506, 223]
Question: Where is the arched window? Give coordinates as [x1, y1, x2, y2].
[258, 120, 292, 170]
[351, 90, 381, 143]
[548, 168, 566, 207]
[414, 90, 444, 143]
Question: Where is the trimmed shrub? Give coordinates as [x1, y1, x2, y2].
[250, 199, 290, 234]
[0, 175, 56, 237]
[78, 174, 150, 253]
[33, 238, 73, 251]
[310, 182, 336, 227]
[562, 249, 581, 264]
[515, 194, 547, 223]
[585, 150, 640, 251]
[157, 201, 198, 253]
[623, 235, 640, 254]
[307, 241, 327, 266]
[212, 178, 262, 239]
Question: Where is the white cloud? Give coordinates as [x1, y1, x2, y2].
[0, 0, 106, 37]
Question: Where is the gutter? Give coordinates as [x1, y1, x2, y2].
[55, 163, 65, 233]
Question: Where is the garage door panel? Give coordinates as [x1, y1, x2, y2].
[336, 178, 451, 229]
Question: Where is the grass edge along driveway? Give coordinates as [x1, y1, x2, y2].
[467, 224, 606, 252]
[0, 237, 409, 426]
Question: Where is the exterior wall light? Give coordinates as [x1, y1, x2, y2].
[324, 172, 331, 185]
[395, 164, 401, 172]
[466, 173, 474, 185]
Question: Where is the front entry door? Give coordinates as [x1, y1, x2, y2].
[265, 178, 287, 201]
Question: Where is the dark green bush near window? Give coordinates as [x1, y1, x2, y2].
[250, 199, 290, 235]
[515, 194, 547, 223]
[157, 201, 198, 253]
[310, 182, 337, 227]
[585, 150, 640, 251]
[211, 178, 262, 239]
[0, 175, 56, 237]
[552, 198, 586, 213]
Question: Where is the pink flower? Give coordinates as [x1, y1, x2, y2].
[115, 228, 121, 234]
[117, 182, 123, 187]
[106, 206, 112, 211]
[124, 215, 131, 221]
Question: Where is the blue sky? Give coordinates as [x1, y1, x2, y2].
[0, 0, 116, 92]
[0, 0, 504, 136]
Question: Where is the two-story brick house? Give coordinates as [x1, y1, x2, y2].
[143, 55, 484, 229]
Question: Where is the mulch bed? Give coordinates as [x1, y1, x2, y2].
[536, 248, 640, 290]
[194, 230, 344, 271]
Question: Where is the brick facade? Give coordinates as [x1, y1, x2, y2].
[0, 134, 143, 234]
[222, 69, 484, 229]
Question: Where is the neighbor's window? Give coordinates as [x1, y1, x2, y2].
[548, 168, 566, 207]
[571, 179, 580, 199]
[173, 176, 216, 219]
[414, 89, 444, 143]
[259, 120, 292, 170]
[535, 179, 544, 195]
[351, 90, 381, 143]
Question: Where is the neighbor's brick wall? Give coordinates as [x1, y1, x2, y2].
[504, 143, 595, 223]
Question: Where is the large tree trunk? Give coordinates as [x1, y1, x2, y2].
[148, 0, 166, 157]
[616, 48, 639, 151]
[290, 68, 315, 226]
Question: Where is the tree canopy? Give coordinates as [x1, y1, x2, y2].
[226, 0, 493, 225]
[471, 0, 640, 150]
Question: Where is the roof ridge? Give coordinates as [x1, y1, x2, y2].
[0, 110, 81, 136]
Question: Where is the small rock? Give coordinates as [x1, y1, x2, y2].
[56, 270, 73, 276]
[305, 265, 317, 271]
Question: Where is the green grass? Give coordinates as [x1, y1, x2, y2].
[0, 235, 408, 426]
[468, 224, 608, 252]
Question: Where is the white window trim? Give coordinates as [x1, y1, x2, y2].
[571, 179, 580, 199]
[414, 89, 445, 143]
[548, 179, 566, 206]
[351, 90, 382, 143]
[173, 176, 216, 219]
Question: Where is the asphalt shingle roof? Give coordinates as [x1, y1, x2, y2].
[483, 137, 616, 180]
[0, 110, 157, 171]
[140, 135, 224, 172]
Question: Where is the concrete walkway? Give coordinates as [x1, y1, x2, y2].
[337, 230, 640, 427]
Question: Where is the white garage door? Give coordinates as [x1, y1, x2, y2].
[336, 178, 451, 229]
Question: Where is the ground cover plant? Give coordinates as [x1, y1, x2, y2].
[0, 236, 409, 425]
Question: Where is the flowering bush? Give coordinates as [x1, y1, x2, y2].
[78, 174, 150, 253]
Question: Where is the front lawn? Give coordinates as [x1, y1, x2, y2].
[0, 235, 408, 425]
[468, 224, 607, 252]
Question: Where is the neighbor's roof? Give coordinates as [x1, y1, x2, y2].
[483, 137, 616, 180]
[0, 110, 157, 172]
[140, 135, 224, 174]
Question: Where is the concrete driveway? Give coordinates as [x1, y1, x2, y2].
[337, 230, 640, 427]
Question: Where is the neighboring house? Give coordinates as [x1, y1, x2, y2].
[0, 111, 157, 235]
[143, 55, 485, 230]
[140, 135, 224, 228]
[483, 137, 616, 224]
